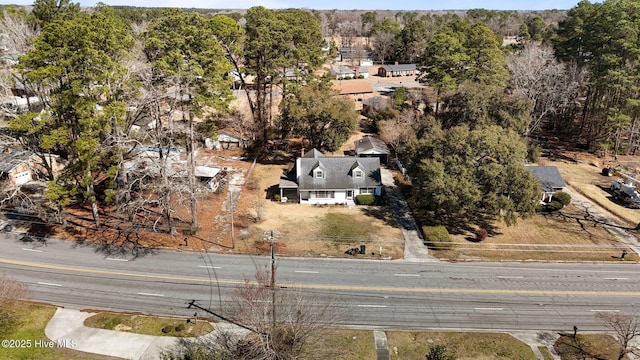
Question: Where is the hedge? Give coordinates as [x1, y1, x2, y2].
[552, 191, 571, 206]
[356, 194, 377, 205]
[422, 225, 455, 250]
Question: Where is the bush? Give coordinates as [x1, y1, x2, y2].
[422, 226, 455, 250]
[174, 323, 185, 332]
[273, 194, 281, 202]
[545, 200, 564, 212]
[475, 228, 488, 242]
[162, 325, 173, 334]
[553, 191, 571, 206]
[355, 194, 376, 205]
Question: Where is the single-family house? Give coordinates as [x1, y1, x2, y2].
[338, 47, 373, 65]
[0, 148, 62, 187]
[278, 149, 382, 205]
[525, 165, 566, 202]
[331, 82, 374, 104]
[354, 136, 390, 164]
[330, 66, 355, 80]
[377, 63, 417, 77]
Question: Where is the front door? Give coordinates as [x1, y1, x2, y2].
[346, 190, 353, 200]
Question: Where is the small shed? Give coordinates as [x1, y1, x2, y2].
[195, 166, 223, 191]
[217, 131, 245, 149]
[525, 165, 566, 202]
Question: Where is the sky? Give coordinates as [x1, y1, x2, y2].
[0, 0, 603, 11]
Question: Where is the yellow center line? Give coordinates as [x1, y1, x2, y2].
[3, 257, 640, 297]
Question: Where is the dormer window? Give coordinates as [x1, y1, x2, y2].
[354, 170, 363, 179]
[314, 169, 324, 178]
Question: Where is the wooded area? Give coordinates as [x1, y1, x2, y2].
[0, 0, 637, 234]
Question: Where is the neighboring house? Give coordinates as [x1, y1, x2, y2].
[330, 66, 355, 80]
[354, 136, 390, 164]
[331, 82, 374, 104]
[278, 149, 382, 205]
[217, 131, 247, 149]
[377, 63, 417, 77]
[0, 148, 62, 187]
[338, 47, 373, 64]
[525, 165, 566, 202]
[355, 66, 369, 78]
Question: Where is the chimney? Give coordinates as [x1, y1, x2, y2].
[395, 61, 399, 66]
[301, 147, 305, 157]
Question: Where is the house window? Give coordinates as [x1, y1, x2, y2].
[315, 170, 324, 178]
[360, 188, 374, 194]
[354, 170, 363, 179]
[311, 191, 334, 199]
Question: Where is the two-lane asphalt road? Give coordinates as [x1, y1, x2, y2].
[2, 233, 639, 331]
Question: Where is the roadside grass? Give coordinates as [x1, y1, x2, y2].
[314, 329, 377, 359]
[3, 303, 117, 360]
[439, 204, 637, 262]
[83, 312, 213, 337]
[386, 331, 536, 360]
[545, 157, 640, 228]
[555, 334, 627, 360]
[539, 345, 555, 360]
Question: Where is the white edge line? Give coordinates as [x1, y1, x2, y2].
[603, 277, 629, 280]
[294, 270, 319, 274]
[590, 309, 620, 312]
[497, 276, 523, 279]
[394, 273, 420, 277]
[198, 265, 222, 269]
[106, 258, 129, 262]
[358, 304, 388, 308]
[138, 292, 165, 297]
[37, 282, 62, 287]
[474, 307, 504, 311]
[22, 248, 43, 252]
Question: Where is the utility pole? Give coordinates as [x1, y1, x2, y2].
[229, 188, 235, 249]
[269, 230, 276, 332]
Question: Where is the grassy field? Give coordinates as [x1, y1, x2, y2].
[313, 329, 377, 359]
[439, 204, 638, 262]
[555, 334, 627, 360]
[1, 303, 117, 360]
[83, 312, 213, 337]
[386, 331, 536, 360]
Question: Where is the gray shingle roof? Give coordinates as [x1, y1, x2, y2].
[525, 165, 566, 192]
[381, 64, 416, 72]
[298, 156, 381, 191]
[354, 136, 390, 155]
[0, 149, 32, 174]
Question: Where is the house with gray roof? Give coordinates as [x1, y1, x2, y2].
[330, 65, 356, 80]
[354, 136, 390, 164]
[377, 63, 417, 77]
[278, 149, 382, 204]
[525, 165, 566, 202]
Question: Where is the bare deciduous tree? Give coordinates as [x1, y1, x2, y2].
[597, 311, 640, 360]
[0, 275, 28, 335]
[379, 109, 419, 152]
[163, 267, 342, 360]
[507, 43, 585, 136]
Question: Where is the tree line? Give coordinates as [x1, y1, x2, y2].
[0, 0, 638, 235]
